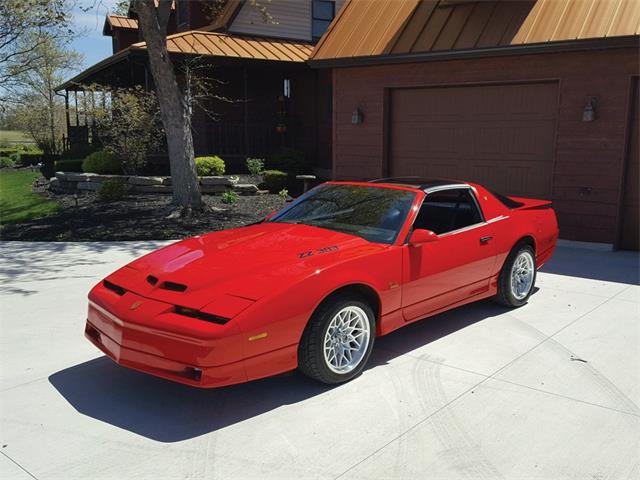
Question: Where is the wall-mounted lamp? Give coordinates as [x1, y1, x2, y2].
[351, 107, 364, 125]
[582, 97, 598, 122]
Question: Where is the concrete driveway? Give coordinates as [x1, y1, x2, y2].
[1, 241, 638, 480]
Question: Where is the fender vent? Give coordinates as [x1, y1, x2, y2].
[161, 281, 187, 292]
[147, 275, 158, 286]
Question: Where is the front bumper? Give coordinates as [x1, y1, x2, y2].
[86, 288, 247, 388]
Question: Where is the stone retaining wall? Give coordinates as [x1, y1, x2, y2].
[50, 172, 260, 195]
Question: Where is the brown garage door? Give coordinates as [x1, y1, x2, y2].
[389, 82, 559, 198]
[618, 80, 639, 251]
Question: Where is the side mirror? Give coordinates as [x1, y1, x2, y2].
[409, 229, 439, 246]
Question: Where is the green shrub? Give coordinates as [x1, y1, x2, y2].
[268, 147, 308, 175]
[196, 156, 225, 176]
[82, 150, 121, 174]
[262, 169, 288, 193]
[9, 152, 20, 164]
[0, 156, 15, 168]
[246, 157, 265, 176]
[221, 190, 239, 204]
[17, 151, 43, 166]
[278, 188, 289, 200]
[98, 180, 128, 202]
[55, 159, 84, 172]
[0, 148, 18, 157]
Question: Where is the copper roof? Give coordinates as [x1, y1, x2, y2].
[311, 0, 640, 61]
[105, 14, 139, 30]
[130, 30, 314, 62]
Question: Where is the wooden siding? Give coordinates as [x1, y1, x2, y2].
[312, 0, 640, 60]
[230, 0, 346, 42]
[231, 0, 313, 40]
[331, 47, 639, 243]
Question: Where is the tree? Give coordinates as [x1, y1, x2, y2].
[131, 0, 272, 214]
[90, 85, 163, 174]
[132, 0, 202, 212]
[5, 33, 81, 154]
[0, 0, 71, 88]
[112, 0, 131, 16]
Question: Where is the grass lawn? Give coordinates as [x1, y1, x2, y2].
[0, 130, 35, 145]
[0, 170, 60, 226]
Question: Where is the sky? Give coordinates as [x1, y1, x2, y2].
[70, 0, 121, 70]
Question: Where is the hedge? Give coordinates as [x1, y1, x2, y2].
[268, 147, 308, 175]
[55, 159, 84, 172]
[262, 170, 288, 193]
[82, 151, 121, 174]
[195, 156, 225, 176]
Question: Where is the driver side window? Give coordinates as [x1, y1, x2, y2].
[414, 188, 483, 235]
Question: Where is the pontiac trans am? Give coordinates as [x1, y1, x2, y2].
[85, 179, 558, 387]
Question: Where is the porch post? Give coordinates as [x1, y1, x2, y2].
[243, 66, 249, 156]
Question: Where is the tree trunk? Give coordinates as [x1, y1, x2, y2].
[133, 0, 202, 210]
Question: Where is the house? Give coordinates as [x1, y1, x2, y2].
[308, 0, 639, 249]
[57, 0, 346, 175]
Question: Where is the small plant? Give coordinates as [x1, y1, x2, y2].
[278, 188, 289, 200]
[246, 157, 265, 176]
[221, 190, 239, 204]
[262, 169, 288, 193]
[82, 151, 121, 174]
[196, 156, 225, 176]
[0, 157, 15, 168]
[98, 180, 128, 202]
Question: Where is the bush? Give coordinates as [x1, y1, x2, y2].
[55, 159, 84, 172]
[82, 151, 121, 174]
[98, 180, 128, 202]
[0, 148, 18, 157]
[246, 157, 265, 176]
[196, 156, 225, 176]
[17, 151, 43, 166]
[0, 156, 15, 168]
[268, 147, 308, 175]
[221, 190, 239, 204]
[262, 170, 288, 193]
[278, 188, 289, 200]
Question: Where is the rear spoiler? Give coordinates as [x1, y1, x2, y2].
[508, 196, 553, 211]
[491, 191, 552, 210]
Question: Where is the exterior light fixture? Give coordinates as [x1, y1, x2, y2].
[582, 97, 597, 122]
[351, 107, 364, 124]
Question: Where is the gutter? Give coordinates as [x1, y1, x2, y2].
[308, 35, 640, 69]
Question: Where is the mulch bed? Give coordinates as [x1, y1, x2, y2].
[0, 177, 287, 241]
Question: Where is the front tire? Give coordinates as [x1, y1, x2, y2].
[298, 294, 375, 384]
[496, 244, 536, 307]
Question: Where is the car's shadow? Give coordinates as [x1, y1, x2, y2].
[49, 298, 516, 443]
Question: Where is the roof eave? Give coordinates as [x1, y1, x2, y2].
[55, 48, 135, 91]
[308, 35, 640, 68]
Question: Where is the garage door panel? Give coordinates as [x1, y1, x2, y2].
[389, 83, 558, 198]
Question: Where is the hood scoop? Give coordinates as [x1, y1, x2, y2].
[147, 275, 187, 293]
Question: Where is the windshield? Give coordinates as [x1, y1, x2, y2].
[269, 184, 416, 244]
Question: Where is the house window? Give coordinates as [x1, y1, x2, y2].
[283, 79, 291, 98]
[312, 0, 335, 41]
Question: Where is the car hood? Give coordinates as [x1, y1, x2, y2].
[105, 222, 386, 311]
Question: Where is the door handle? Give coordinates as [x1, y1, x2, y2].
[480, 236, 493, 245]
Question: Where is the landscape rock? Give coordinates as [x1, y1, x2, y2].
[234, 183, 259, 195]
[200, 176, 232, 186]
[128, 176, 164, 186]
[55, 172, 97, 182]
[77, 181, 101, 191]
[91, 175, 128, 183]
[161, 177, 172, 186]
[133, 185, 173, 194]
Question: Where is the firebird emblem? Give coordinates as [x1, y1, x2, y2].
[130, 301, 143, 310]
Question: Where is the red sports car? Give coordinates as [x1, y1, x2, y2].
[85, 179, 558, 387]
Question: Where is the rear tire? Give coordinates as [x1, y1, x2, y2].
[496, 244, 536, 307]
[298, 293, 375, 384]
